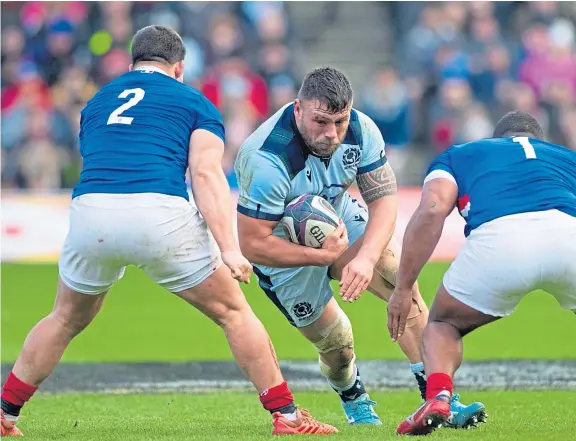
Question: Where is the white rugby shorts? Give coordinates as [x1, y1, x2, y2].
[59, 193, 221, 294]
[443, 209, 576, 316]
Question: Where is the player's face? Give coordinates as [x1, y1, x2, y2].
[295, 99, 351, 156]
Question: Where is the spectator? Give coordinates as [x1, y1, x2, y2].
[2, 1, 575, 190]
[360, 67, 411, 149]
[201, 56, 268, 121]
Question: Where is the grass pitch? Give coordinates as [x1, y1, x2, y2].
[2, 263, 576, 440]
[2, 263, 575, 362]
[15, 390, 576, 440]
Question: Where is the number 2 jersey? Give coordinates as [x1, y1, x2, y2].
[425, 137, 576, 237]
[73, 66, 225, 201]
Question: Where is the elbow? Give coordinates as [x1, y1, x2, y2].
[418, 202, 449, 223]
[191, 166, 220, 184]
[238, 235, 259, 262]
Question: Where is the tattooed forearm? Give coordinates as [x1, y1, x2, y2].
[357, 162, 397, 204]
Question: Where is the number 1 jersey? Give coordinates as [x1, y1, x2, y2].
[73, 66, 225, 200]
[425, 137, 576, 237]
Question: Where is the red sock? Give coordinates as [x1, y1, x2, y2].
[259, 381, 295, 412]
[2, 372, 38, 408]
[426, 373, 453, 401]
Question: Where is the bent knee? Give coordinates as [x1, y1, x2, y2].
[374, 248, 398, 290]
[50, 311, 93, 336]
[206, 298, 252, 329]
[311, 309, 354, 354]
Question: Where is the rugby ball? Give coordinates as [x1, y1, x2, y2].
[282, 194, 340, 248]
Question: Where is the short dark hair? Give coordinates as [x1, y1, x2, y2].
[493, 111, 544, 139]
[297, 66, 353, 113]
[131, 25, 186, 66]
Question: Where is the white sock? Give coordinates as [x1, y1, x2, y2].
[281, 410, 298, 421]
[4, 413, 18, 423]
[436, 390, 451, 399]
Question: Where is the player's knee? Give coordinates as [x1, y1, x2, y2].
[208, 296, 253, 330]
[373, 248, 398, 289]
[312, 309, 356, 381]
[405, 294, 428, 328]
[315, 311, 355, 382]
[50, 311, 93, 336]
[373, 250, 428, 327]
[311, 308, 354, 354]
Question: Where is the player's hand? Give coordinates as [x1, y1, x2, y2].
[320, 221, 348, 265]
[339, 256, 373, 302]
[387, 287, 413, 342]
[221, 250, 253, 284]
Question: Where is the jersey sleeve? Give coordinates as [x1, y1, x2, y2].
[235, 150, 291, 221]
[423, 146, 458, 186]
[192, 94, 226, 142]
[357, 112, 387, 174]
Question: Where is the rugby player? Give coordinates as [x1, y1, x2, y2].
[234, 66, 484, 426]
[1, 26, 337, 437]
[390, 111, 576, 435]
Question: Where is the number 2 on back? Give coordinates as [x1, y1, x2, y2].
[513, 137, 537, 159]
[107, 88, 145, 125]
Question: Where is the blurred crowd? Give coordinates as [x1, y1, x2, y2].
[374, 1, 576, 163]
[1, 1, 575, 191]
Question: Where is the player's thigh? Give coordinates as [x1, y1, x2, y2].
[172, 265, 249, 325]
[430, 283, 500, 336]
[538, 212, 576, 312]
[298, 297, 346, 343]
[59, 196, 128, 295]
[52, 276, 107, 329]
[253, 264, 333, 328]
[136, 199, 222, 293]
[443, 219, 544, 317]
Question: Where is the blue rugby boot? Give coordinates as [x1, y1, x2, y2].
[341, 393, 382, 425]
[446, 393, 488, 429]
[328, 365, 382, 425]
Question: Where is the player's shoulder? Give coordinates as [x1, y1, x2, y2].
[236, 103, 297, 175]
[529, 138, 576, 156]
[452, 137, 573, 155]
[346, 108, 384, 149]
[441, 138, 502, 158]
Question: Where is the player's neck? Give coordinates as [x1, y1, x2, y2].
[133, 62, 173, 77]
[506, 132, 536, 139]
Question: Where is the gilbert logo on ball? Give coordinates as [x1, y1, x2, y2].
[282, 194, 340, 248]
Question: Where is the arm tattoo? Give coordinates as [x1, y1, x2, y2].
[357, 162, 397, 204]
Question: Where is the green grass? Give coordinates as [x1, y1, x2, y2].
[2, 263, 575, 363]
[14, 391, 576, 440]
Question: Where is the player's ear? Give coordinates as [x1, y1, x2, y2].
[294, 99, 301, 117]
[174, 61, 185, 83]
[128, 64, 133, 71]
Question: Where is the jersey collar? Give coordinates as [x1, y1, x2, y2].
[134, 65, 169, 76]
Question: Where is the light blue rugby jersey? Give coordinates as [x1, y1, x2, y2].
[235, 103, 387, 233]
